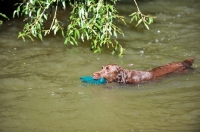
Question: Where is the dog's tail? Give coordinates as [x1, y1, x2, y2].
[150, 57, 194, 78]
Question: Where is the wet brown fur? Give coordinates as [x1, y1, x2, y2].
[93, 57, 194, 84]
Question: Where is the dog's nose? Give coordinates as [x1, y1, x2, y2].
[93, 73, 100, 79]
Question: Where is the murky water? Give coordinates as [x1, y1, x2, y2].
[0, 0, 200, 131]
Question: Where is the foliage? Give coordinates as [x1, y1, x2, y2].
[13, 0, 65, 41]
[129, 0, 156, 30]
[0, 12, 9, 20]
[13, 0, 155, 56]
[0, 13, 9, 29]
[65, 0, 125, 55]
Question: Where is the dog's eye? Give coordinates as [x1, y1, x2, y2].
[106, 66, 109, 70]
[101, 66, 103, 69]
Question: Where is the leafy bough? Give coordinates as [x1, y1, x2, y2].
[65, 0, 125, 55]
[130, 0, 156, 30]
[13, 0, 155, 56]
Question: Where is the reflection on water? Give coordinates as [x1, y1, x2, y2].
[0, 0, 200, 131]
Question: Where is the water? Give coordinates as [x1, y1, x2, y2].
[0, 0, 200, 131]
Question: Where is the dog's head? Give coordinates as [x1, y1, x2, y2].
[93, 64, 122, 83]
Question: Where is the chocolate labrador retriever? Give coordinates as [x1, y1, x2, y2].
[93, 57, 194, 84]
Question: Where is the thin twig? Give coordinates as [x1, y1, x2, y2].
[133, 0, 141, 13]
[48, 0, 58, 34]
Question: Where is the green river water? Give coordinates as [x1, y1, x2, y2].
[0, 0, 200, 131]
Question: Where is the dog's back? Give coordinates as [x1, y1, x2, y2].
[150, 57, 194, 78]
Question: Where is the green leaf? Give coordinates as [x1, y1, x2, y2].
[130, 15, 137, 23]
[13, 10, 17, 18]
[52, 25, 56, 30]
[37, 8, 41, 17]
[93, 39, 97, 46]
[95, 23, 101, 31]
[75, 29, 80, 39]
[44, 14, 47, 20]
[109, 5, 114, 12]
[137, 13, 141, 19]
[64, 37, 68, 44]
[94, 47, 101, 53]
[119, 45, 124, 56]
[38, 33, 43, 41]
[18, 32, 25, 41]
[69, 39, 74, 45]
[81, 34, 84, 42]
[54, 26, 59, 35]
[29, 11, 32, 17]
[149, 18, 153, 24]
[71, 36, 77, 45]
[135, 15, 138, 21]
[98, 47, 101, 53]
[13, 3, 19, 6]
[136, 19, 142, 27]
[61, 30, 65, 37]
[37, 23, 41, 30]
[129, 12, 136, 17]
[44, 30, 48, 36]
[31, 27, 36, 37]
[94, 49, 99, 53]
[144, 23, 149, 30]
[62, 0, 66, 9]
[100, 40, 105, 47]
[17, 6, 20, 12]
[112, 50, 115, 55]
[22, 36, 25, 42]
[0, 13, 9, 20]
[27, 35, 34, 41]
[115, 40, 119, 45]
[86, 32, 89, 40]
[113, 30, 117, 38]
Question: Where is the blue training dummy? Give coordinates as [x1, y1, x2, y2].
[80, 76, 107, 85]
